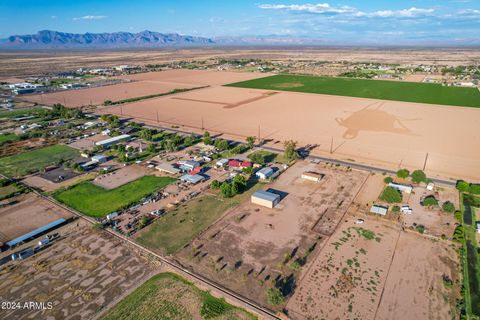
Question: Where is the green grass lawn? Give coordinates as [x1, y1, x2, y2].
[0, 133, 19, 145]
[0, 107, 45, 119]
[0, 144, 79, 177]
[137, 181, 262, 254]
[0, 184, 20, 199]
[227, 74, 480, 108]
[102, 272, 256, 320]
[54, 175, 175, 218]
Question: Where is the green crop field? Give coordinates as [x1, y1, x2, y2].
[0, 144, 79, 177]
[227, 74, 480, 108]
[102, 272, 256, 320]
[55, 175, 175, 217]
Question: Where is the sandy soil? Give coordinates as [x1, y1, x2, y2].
[1, 48, 480, 77]
[93, 164, 148, 189]
[287, 216, 401, 319]
[0, 220, 157, 320]
[176, 161, 367, 307]
[24, 80, 196, 108]
[68, 134, 107, 150]
[22, 173, 97, 192]
[101, 84, 480, 182]
[118, 69, 270, 86]
[403, 74, 427, 82]
[403, 187, 457, 238]
[0, 193, 73, 241]
[376, 232, 459, 320]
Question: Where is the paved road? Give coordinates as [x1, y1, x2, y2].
[141, 122, 457, 188]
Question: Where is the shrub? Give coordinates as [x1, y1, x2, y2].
[454, 210, 463, 223]
[470, 184, 480, 194]
[453, 225, 465, 243]
[210, 180, 221, 189]
[442, 201, 455, 213]
[380, 186, 402, 203]
[411, 170, 427, 183]
[266, 287, 285, 306]
[415, 224, 425, 234]
[392, 205, 400, 213]
[423, 195, 439, 207]
[383, 176, 393, 184]
[396, 169, 410, 179]
[201, 295, 231, 319]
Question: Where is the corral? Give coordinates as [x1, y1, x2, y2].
[24, 69, 268, 108]
[99, 80, 480, 182]
[0, 193, 73, 244]
[0, 220, 156, 320]
[175, 161, 368, 307]
[93, 164, 149, 189]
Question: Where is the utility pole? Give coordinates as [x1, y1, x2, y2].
[201, 116, 204, 130]
[156, 111, 159, 123]
[257, 125, 261, 142]
[330, 136, 333, 154]
[120, 105, 123, 116]
[423, 152, 429, 171]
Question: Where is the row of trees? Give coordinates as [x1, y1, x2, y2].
[395, 168, 427, 184]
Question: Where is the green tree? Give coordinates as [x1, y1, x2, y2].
[423, 195, 439, 207]
[233, 175, 247, 191]
[411, 170, 427, 183]
[215, 139, 229, 151]
[284, 140, 298, 161]
[220, 182, 233, 198]
[396, 169, 410, 179]
[246, 136, 256, 149]
[456, 180, 470, 192]
[442, 201, 455, 213]
[203, 131, 212, 145]
[383, 176, 393, 184]
[380, 187, 402, 203]
[139, 129, 153, 141]
[211, 180, 221, 189]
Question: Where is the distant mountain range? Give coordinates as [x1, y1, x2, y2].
[0, 30, 215, 49]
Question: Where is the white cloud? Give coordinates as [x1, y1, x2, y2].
[258, 3, 355, 14]
[259, 3, 435, 18]
[355, 7, 435, 18]
[73, 15, 107, 21]
[458, 9, 480, 15]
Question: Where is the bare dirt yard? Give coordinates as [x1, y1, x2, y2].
[403, 186, 458, 238]
[93, 164, 148, 189]
[22, 172, 97, 192]
[175, 160, 368, 308]
[0, 193, 73, 241]
[0, 220, 157, 320]
[376, 232, 460, 320]
[287, 215, 401, 320]
[101, 83, 480, 182]
[68, 133, 107, 150]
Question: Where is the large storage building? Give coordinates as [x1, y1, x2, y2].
[251, 190, 280, 209]
[95, 134, 131, 148]
[301, 171, 323, 183]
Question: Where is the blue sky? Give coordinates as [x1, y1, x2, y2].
[1, 0, 480, 45]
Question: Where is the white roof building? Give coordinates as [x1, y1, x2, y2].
[256, 167, 274, 180]
[251, 190, 281, 209]
[370, 204, 388, 216]
[95, 134, 131, 148]
[388, 182, 413, 194]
